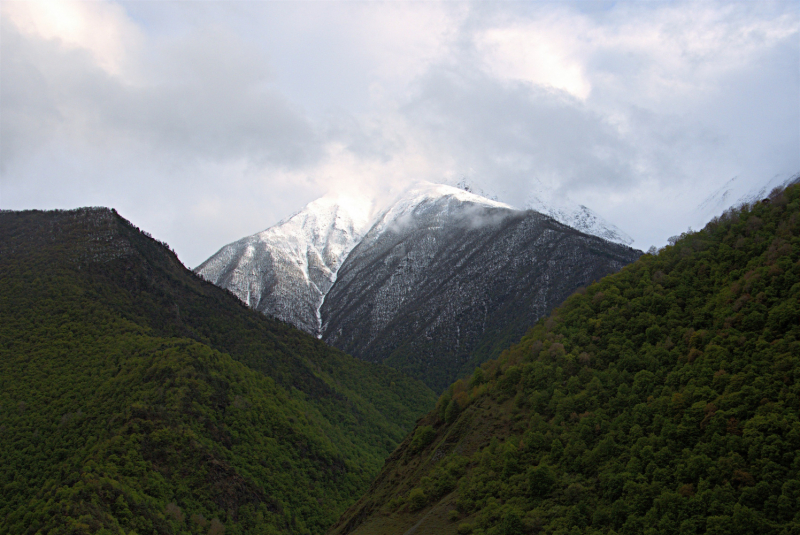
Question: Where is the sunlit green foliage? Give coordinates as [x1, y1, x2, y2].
[333, 183, 800, 535]
[0, 208, 435, 534]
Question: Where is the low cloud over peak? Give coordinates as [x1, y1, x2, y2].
[1, 0, 797, 267]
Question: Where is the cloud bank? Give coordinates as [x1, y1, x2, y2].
[1, 0, 798, 267]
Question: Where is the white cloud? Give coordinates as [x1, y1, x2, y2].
[584, 3, 800, 109]
[2, 0, 140, 76]
[340, 2, 463, 88]
[476, 19, 593, 100]
[1, 0, 798, 265]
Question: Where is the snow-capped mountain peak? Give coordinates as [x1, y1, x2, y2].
[196, 180, 636, 337]
[368, 182, 513, 236]
[195, 192, 375, 336]
[260, 193, 376, 278]
[524, 195, 634, 246]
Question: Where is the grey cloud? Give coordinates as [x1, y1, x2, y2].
[0, 15, 325, 267]
[0, 20, 67, 171]
[128, 27, 322, 167]
[1, 20, 322, 174]
[401, 65, 638, 201]
[2, 0, 798, 265]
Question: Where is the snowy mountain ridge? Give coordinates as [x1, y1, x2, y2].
[195, 193, 375, 335]
[449, 178, 634, 246]
[196, 181, 635, 337]
[524, 196, 634, 246]
[365, 183, 513, 244]
[694, 172, 800, 227]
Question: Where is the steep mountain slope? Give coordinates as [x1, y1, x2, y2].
[0, 208, 434, 535]
[524, 196, 634, 246]
[329, 182, 800, 535]
[196, 194, 375, 336]
[197, 184, 640, 392]
[454, 179, 634, 246]
[322, 184, 641, 392]
[694, 172, 800, 232]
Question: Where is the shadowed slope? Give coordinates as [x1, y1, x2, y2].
[329, 182, 800, 535]
[0, 208, 434, 534]
[323, 194, 640, 392]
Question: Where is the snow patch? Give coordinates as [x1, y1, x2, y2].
[196, 191, 376, 335]
[694, 172, 800, 227]
[524, 195, 634, 246]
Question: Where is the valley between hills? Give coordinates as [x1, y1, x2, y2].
[1, 180, 799, 535]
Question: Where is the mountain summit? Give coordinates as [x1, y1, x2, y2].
[195, 183, 510, 336]
[452, 179, 634, 246]
[196, 193, 376, 336]
[197, 183, 641, 390]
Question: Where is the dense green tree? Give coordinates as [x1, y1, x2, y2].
[0, 208, 435, 534]
[330, 182, 800, 535]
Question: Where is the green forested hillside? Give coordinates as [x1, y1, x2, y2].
[330, 182, 800, 535]
[0, 208, 435, 534]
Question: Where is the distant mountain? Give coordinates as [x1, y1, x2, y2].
[524, 195, 634, 246]
[199, 183, 640, 392]
[0, 208, 434, 534]
[196, 194, 375, 336]
[694, 171, 800, 228]
[329, 180, 800, 535]
[453, 178, 634, 246]
[322, 183, 641, 391]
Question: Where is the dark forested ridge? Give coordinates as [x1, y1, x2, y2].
[0, 208, 435, 534]
[329, 182, 800, 535]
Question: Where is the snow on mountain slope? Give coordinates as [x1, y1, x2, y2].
[524, 195, 634, 246]
[363, 182, 513, 245]
[448, 178, 634, 246]
[195, 193, 375, 336]
[321, 183, 641, 391]
[321, 183, 517, 343]
[195, 181, 636, 342]
[694, 172, 800, 227]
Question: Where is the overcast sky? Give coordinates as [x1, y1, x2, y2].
[2, 0, 798, 267]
